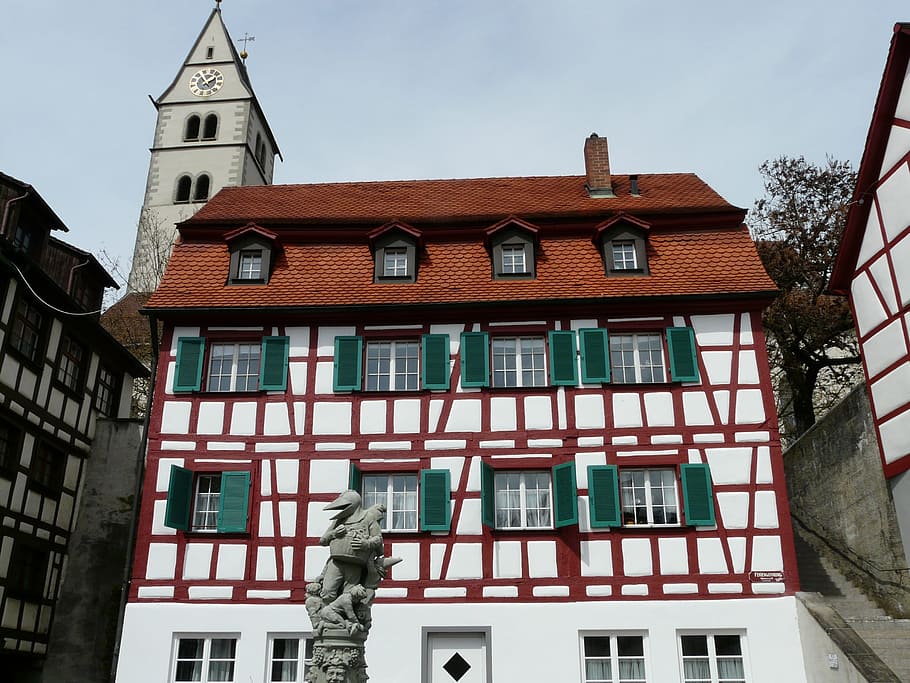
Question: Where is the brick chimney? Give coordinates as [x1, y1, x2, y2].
[584, 133, 615, 198]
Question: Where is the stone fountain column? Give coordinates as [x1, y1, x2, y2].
[305, 491, 401, 683]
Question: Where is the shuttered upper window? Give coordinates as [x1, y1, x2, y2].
[173, 336, 289, 393]
[349, 464, 451, 532]
[333, 334, 450, 392]
[480, 461, 577, 530]
[587, 463, 715, 528]
[164, 465, 251, 533]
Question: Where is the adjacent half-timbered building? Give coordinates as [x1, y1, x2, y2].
[831, 22, 910, 568]
[0, 172, 147, 676]
[116, 136, 808, 682]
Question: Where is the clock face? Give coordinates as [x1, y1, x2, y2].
[189, 68, 224, 97]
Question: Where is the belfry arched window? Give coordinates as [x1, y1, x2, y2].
[184, 115, 201, 141]
[202, 114, 218, 140]
[175, 175, 192, 203]
[194, 174, 211, 202]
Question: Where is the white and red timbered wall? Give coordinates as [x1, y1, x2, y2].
[847, 124, 910, 478]
[131, 308, 797, 608]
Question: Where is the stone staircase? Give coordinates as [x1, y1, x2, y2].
[794, 527, 910, 682]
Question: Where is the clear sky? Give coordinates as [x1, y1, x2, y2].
[1, 1, 906, 287]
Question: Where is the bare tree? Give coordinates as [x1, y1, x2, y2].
[98, 208, 173, 416]
[750, 156, 863, 442]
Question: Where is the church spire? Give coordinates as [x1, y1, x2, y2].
[127, 4, 281, 293]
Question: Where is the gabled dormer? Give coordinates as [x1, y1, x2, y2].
[224, 223, 280, 285]
[594, 213, 651, 276]
[368, 221, 423, 283]
[485, 216, 540, 280]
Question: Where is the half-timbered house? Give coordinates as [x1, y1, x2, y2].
[115, 136, 808, 682]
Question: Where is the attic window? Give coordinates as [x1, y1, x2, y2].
[369, 224, 421, 284]
[206, 46, 214, 59]
[594, 215, 651, 277]
[488, 224, 537, 280]
[238, 250, 263, 280]
[226, 224, 279, 285]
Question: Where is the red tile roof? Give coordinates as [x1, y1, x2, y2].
[146, 173, 773, 311]
[147, 230, 774, 310]
[184, 173, 738, 227]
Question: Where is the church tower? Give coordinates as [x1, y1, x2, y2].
[128, 1, 281, 292]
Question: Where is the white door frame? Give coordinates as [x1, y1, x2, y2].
[421, 627, 492, 683]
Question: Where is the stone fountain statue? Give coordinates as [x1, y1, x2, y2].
[305, 490, 401, 683]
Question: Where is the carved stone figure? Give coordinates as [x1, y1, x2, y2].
[305, 490, 400, 682]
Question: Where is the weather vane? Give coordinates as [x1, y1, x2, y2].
[237, 32, 255, 61]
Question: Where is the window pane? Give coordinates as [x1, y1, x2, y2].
[584, 636, 611, 657]
[175, 661, 202, 682]
[616, 636, 643, 657]
[681, 635, 709, 656]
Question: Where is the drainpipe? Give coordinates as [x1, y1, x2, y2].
[67, 258, 91, 298]
[1, 186, 30, 237]
[109, 310, 159, 683]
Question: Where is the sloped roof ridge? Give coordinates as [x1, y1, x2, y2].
[226, 171, 700, 190]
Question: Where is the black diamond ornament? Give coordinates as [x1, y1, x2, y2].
[443, 652, 472, 681]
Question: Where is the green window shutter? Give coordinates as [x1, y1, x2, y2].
[333, 336, 363, 392]
[552, 462, 578, 527]
[174, 337, 205, 393]
[681, 463, 716, 526]
[579, 328, 610, 383]
[164, 465, 194, 531]
[421, 334, 451, 390]
[260, 336, 289, 390]
[587, 465, 621, 528]
[667, 327, 699, 382]
[480, 460, 495, 528]
[349, 462, 362, 492]
[548, 331, 578, 386]
[460, 332, 490, 387]
[420, 469, 451, 531]
[217, 471, 251, 533]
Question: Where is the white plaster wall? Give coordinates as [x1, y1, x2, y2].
[115, 598, 809, 683]
[796, 599, 870, 683]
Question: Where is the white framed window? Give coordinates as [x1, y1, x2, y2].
[494, 470, 552, 529]
[582, 634, 647, 683]
[383, 247, 409, 277]
[491, 337, 546, 387]
[620, 469, 679, 526]
[173, 636, 237, 682]
[192, 474, 221, 531]
[94, 365, 117, 415]
[612, 240, 637, 270]
[238, 250, 263, 280]
[610, 333, 665, 383]
[362, 473, 418, 531]
[365, 340, 418, 391]
[268, 635, 314, 682]
[207, 343, 261, 392]
[679, 634, 746, 683]
[500, 243, 527, 274]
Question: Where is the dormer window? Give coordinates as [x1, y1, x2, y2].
[238, 250, 263, 280]
[594, 214, 651, 277]
[486, 216, 539, 280]
[383, 247, 409, 277]
[611, 240, 637, 270]
[369, 222, 422, 284]
[225, 224, 280, 285]
[500, 243, 528, 275]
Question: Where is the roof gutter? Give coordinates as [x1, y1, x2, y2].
[142, 290, 780, 319]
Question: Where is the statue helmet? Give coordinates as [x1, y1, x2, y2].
[325, 490, 363, 520]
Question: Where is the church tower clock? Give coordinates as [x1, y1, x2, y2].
[127, 1, 281, 292]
